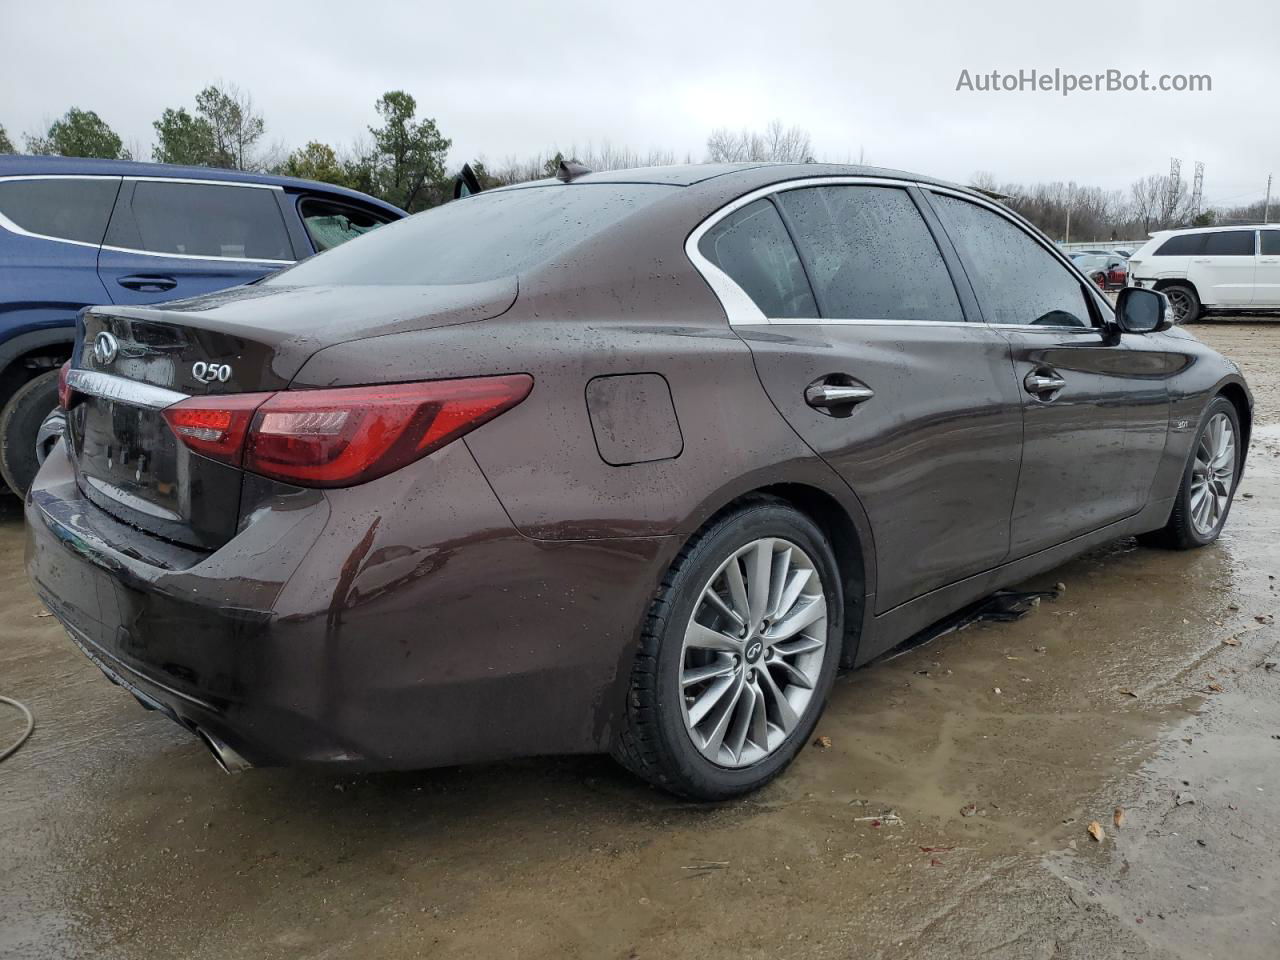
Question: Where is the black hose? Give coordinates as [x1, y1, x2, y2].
[0, 696, 34, 762]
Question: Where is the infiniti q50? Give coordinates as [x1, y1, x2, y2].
[26, 162, 1249, 799]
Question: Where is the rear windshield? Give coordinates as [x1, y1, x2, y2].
[267, 183, 675, 286]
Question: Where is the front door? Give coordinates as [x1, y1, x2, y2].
[693, 183, 1023, 613]
[924, 189, 1166, 558]
[97, 178, 294, 306]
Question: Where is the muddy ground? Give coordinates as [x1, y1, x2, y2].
[3, 322, 1280, 960]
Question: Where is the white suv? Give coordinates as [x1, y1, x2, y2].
[1127, 225, 1280, 323]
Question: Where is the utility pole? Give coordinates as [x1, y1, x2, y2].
[1266, 174, 1272, 224]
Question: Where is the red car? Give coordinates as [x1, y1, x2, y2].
[1072, 253, 1128, 289]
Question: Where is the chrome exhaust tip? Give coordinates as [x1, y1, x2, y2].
[196, 728, 253, 774]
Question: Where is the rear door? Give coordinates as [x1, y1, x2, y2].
[1188, 229, 1256, 306]
[97, 178, 295, 305]
[694, 180, 1023, 613]
[924, 189, 1167, 559]
[1254, 229, 1280, 306]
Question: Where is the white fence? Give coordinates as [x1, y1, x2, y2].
[1058, 240, 1147, 253]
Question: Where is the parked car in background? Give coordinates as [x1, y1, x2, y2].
[1127, 225, 1280, 324]
[1071, 252, 1128, 289]
[27, 162, 1249, 800]
[0, 155, 405, 493]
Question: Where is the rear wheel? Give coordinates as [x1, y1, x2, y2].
[614, 500, 843, 799]
[1162, 283, 1201, 324]
[0, 370, 62, 496]
[1140, 397, 1240, 549]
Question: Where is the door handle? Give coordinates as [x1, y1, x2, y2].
[1191, 258, 1211, 264]
[804, 379, 874, 411]
[117, 275, 177, 292]
[1024, 371, 1067, 396]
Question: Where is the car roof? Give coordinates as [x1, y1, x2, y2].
[491, 161, 976, 195]
[1151, 223, 1280, 237]
[0, 154, 406, 217]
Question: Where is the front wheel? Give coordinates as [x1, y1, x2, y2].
[1140, 397, 1241, 549]
[613, 501, 844, 800]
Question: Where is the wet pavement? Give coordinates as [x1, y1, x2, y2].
[3, 322, 1280, 960]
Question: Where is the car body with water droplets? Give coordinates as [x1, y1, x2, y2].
[26, 162, 1250, 798]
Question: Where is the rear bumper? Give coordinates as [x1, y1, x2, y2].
[26, 440, 671, 770]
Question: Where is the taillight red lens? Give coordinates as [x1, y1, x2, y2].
[161, 393, 272, 466]
[58, 361, 72, 409]
[161, 375, 532, 488]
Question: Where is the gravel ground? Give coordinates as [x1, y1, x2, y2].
[2, 320, 1279, 960]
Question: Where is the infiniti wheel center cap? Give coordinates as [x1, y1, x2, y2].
[744, 639, 764, 664]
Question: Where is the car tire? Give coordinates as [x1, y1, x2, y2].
[613, 498, 844, 800]
[1139, 396, 1241, 550]
[1162, 283, 1202, 324]
[0, 369, 61, 496]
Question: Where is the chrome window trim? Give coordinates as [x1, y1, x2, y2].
[686, 175, 930, 327]
[66, 369, 189, 410]
[0, 173, 293, 264]
[685, 173, 1109, 332]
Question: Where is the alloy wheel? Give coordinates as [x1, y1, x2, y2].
[1190, 412, 1236, 536]
[679, 537, 828, 768]
[1167, 288, 1193, 324]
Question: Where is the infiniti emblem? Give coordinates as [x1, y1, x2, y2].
[93, 331, 119, 366]
[744, 640, 763, 663]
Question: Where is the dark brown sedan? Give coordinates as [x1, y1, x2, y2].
[26, 162, 1250, 799]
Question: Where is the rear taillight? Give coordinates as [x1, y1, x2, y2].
[161, 375, 532, 488]
[162, 393, 271, 464]
[57, 361, 72, 409]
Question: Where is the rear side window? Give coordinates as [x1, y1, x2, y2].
[1203, 230, 1255, 255]
[271, 183, 674, 286]
[931, 193, 1092, 328]
[698, 199, 818, 319]
[299, 196, 393, 252]
[776, 186, 962, 322]
[1262, 232, 1280, 256]
[105, 181, 292, 261]
[0, 177, 119, 244]
[1155, 233, 1206, 256]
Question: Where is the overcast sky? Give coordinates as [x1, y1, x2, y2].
[3, 0, 1276, 206]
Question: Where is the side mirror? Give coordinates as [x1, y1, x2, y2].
[1114, 287, 1172, 334]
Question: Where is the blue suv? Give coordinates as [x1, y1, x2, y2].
[0, 155, 405, 493]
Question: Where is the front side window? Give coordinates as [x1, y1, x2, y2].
[776, 186, 963, 322]
[1155, 233, 1206, 256]
[105, 180, 293, 261]
[1203, 230, 1255, 256]
[1262, 231, 1280, 256]
[0, 177, 119, 244]
[299, 197, 393, 252]
[697, 199, 818, 319]
[931, 193, 1092, 328]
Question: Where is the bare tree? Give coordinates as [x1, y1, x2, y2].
[705, 120, 813, 163]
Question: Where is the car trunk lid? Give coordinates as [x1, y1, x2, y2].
[65, 279, 517, 549]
